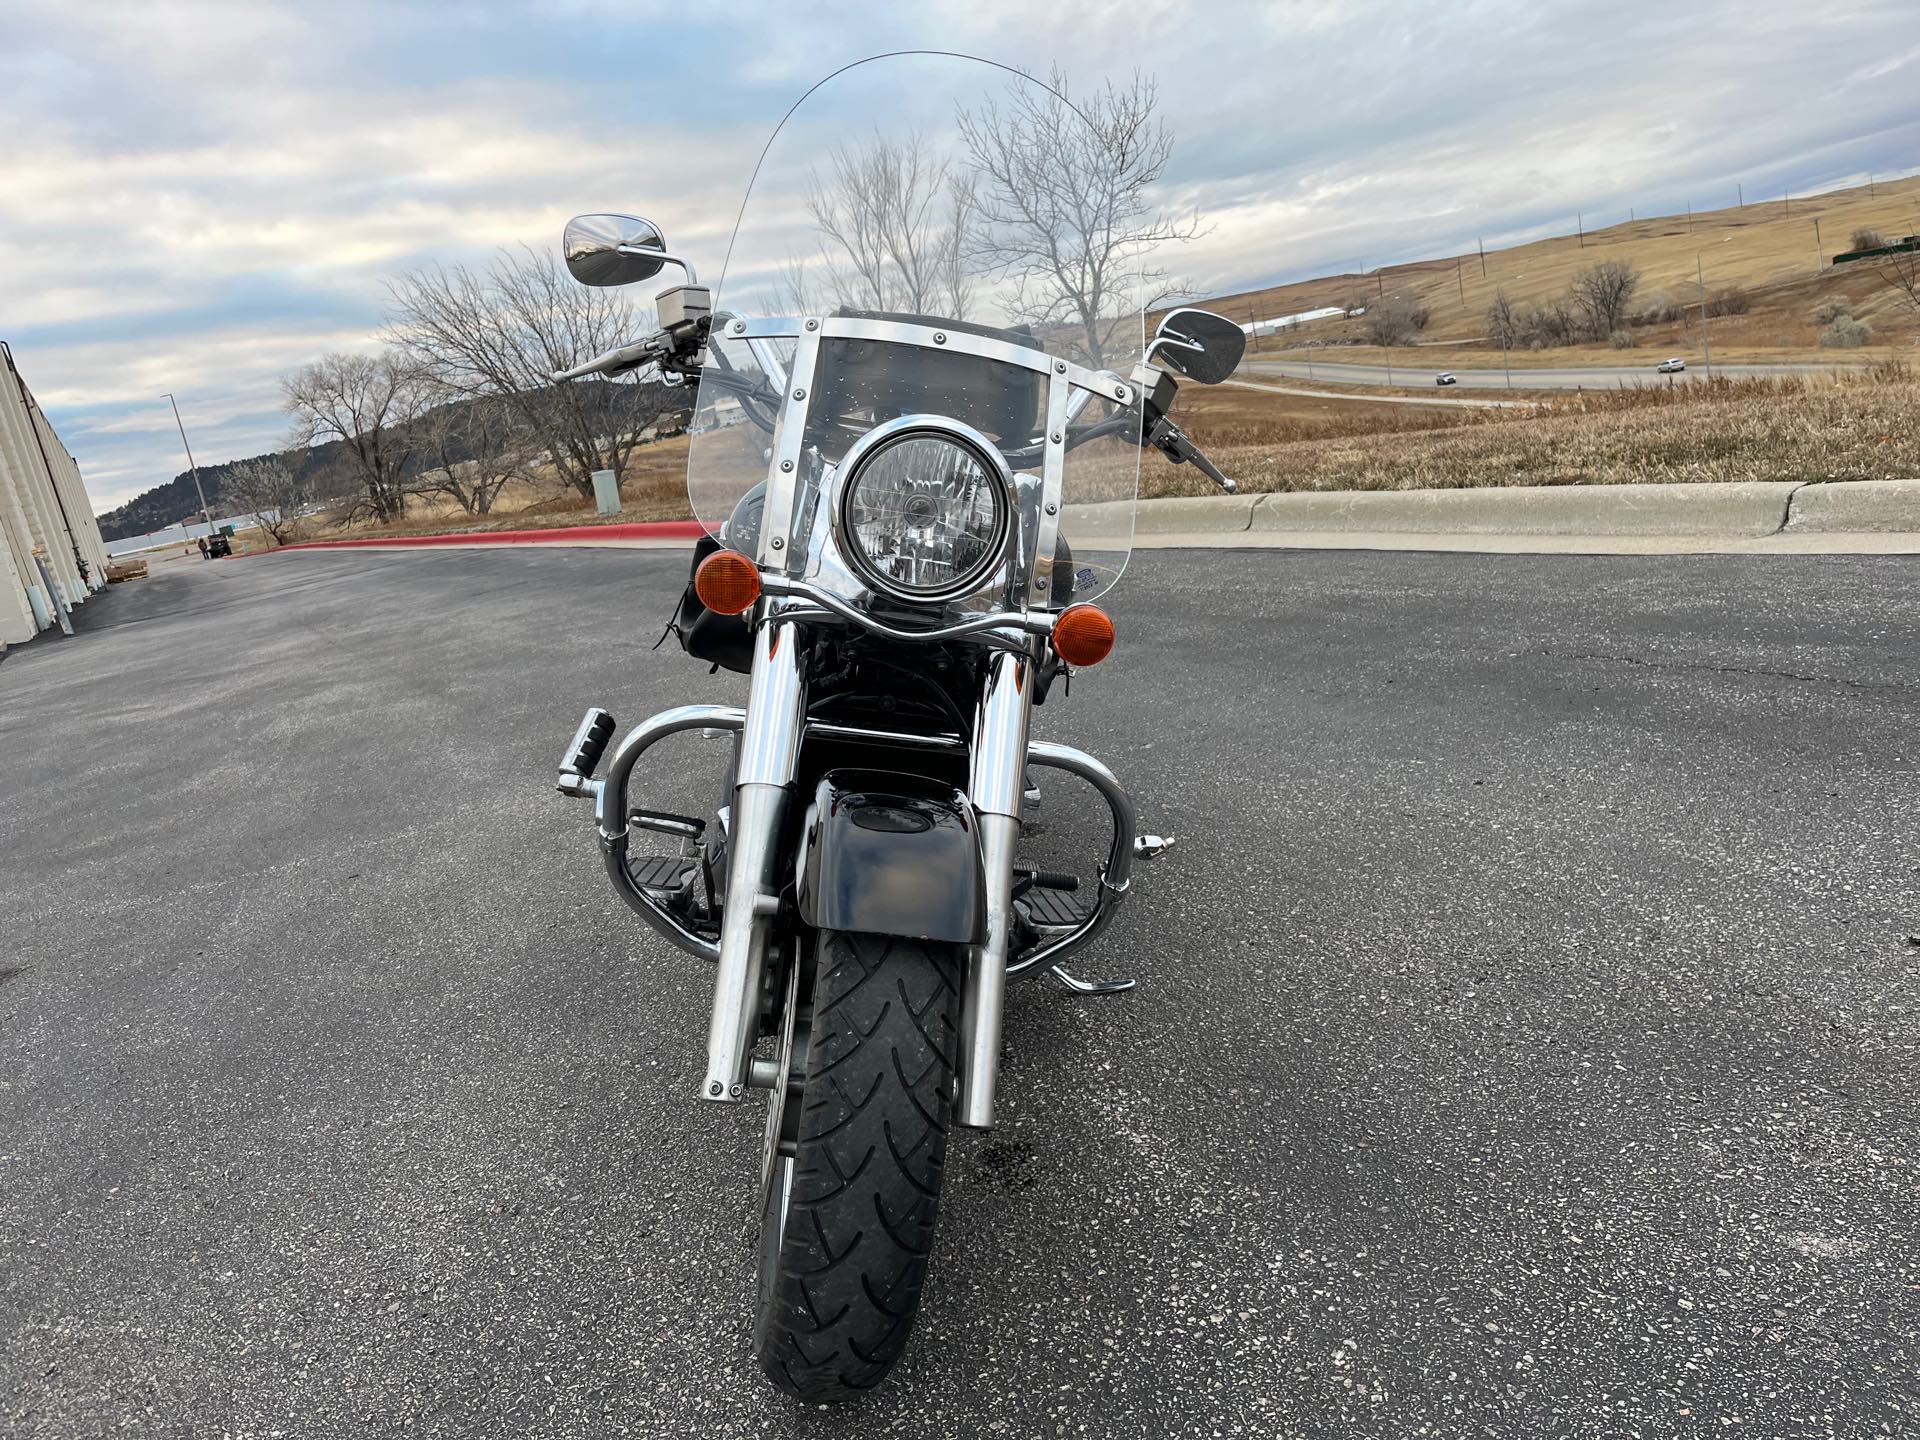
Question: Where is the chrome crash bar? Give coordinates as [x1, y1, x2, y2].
[586, 710, 1146, 982]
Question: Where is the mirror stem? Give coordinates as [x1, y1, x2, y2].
[618, 247, 699, 285]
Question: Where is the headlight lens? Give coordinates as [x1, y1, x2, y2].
[839, 431, 1009, 600]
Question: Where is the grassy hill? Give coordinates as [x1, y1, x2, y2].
[1199, 174, 1920, 365]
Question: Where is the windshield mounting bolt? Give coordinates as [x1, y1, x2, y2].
[771, 537, 784, 550]
[731, 320, 745, 334]
[1115, 385, 1130, 401]
[804, 318, 818, 330]
[1055, 361, 1067, 374]
[1036, 578, 1049, 591]
[1045, 501, 1058, 515]
[1050, 431, 1062, 444]
[780, 459, 794, 472]
[792, 387, 806, 400]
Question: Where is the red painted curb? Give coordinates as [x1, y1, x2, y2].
[266, 520, 709, 553]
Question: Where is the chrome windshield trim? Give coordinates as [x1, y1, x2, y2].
[721, 314, 1131, 402]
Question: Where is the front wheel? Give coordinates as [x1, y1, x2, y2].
[754, 930, 961, 1401]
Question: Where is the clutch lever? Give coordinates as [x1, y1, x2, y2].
[1145, 414, 1237, 494]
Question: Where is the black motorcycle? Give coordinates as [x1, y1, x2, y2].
[553, 53, 1242, 1401]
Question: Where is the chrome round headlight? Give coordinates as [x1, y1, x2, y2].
[835, 423, 1011, 601]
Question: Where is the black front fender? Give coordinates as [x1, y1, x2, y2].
[796, 770, 985, 945]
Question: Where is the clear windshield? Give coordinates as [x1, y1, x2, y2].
[686, 53, 1144, 606]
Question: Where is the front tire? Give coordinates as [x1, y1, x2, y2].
[754, 930, 961, 1401]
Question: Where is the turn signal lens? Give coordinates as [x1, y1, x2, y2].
[1051, 603, 1115, 666]
[695, 549, 762, 615]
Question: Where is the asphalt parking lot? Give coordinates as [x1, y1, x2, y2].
[3, 544, 1916, 1438]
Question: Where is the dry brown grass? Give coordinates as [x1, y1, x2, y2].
[1146, 366, 1920, 497]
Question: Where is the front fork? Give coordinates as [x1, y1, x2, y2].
[700, 620, 1036, 1131]
[958, 648, 1033, 1129]
[701, 608, 805, 1102]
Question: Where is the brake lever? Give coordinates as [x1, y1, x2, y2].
[1146, 415, 1237, 494]
[550, 334, 663, 383]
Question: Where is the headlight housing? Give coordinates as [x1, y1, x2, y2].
[834, 418, 1012, 602]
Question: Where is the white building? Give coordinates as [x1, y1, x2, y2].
[0, 344, 109, 648]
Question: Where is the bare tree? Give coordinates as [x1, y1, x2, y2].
[412, 392, 534, 516]
[386, 249, 674, 501]
[1880, 248, 1920, 312]
[281, 351, 427, 522]
[224, 456, 306, 545]
[1364, 294, 1427, 347]
[1570, 260, 1640, 339]
[1486, 290, 1519, 348]
[806, 134, 974, 317]
[957, 68, 1200, 365]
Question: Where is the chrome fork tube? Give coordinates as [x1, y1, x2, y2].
[958, 647, 1034, 1129]
[702, 605, 806, 1102]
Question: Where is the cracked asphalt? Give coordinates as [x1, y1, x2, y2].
[3, 545, 1916, 1438]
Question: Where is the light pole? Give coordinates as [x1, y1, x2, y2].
[162, 392, 215, 537]
[1695, 255, 1713, 381]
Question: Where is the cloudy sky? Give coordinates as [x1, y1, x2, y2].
[4, 0, 1917, 515]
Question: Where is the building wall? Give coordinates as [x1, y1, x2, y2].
[0, 344, 109, 648]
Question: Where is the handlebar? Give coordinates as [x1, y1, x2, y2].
[552, 318, 1237, 493]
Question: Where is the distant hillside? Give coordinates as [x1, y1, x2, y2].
[96, 380, 687, 540]
[1195, 173, 1920, 355]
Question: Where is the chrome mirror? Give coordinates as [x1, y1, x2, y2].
[564, 213, 693, 287]
[1147, 308, 1246, 385]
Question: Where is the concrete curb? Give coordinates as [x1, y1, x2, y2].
[1783, 477, 1920, 533]
[1249, 482, 1801, 537]
[266, 520, 707, 553]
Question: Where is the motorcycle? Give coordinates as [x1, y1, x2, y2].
[551, 53, 1243, 1401]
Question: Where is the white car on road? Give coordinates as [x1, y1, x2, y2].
[1656, 357, 1687, 374]
[1434, 372, 1457, 386]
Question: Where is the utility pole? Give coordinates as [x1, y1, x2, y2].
[1502, 339, 1512, 390]
[1477, 236, 1487, 278]
[1738, 183, 1744, 208]
[1686, 200, 1693, 234]
[1784, 191, 1791, 218]
[162, 392, 215, 536]
[1695, 255, 1713, 381]
[1813, 217, 1823, 273]
[1456, 255, 1466, 304]
[1869, 172, 1876, 197]
[1577, 211, 1585, 248]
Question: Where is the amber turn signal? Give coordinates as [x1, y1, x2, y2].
[694, 549, 762, 615]
[1051, 603, 1115, 666]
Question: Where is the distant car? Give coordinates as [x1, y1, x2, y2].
[1657, 357, 1687, 374]
[1434, 372, 1457, 386]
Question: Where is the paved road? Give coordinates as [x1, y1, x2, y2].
[4, 548, 1916, 1437]
[1244, 357, 1855, 392]
[1223, 377, 1530, 410]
